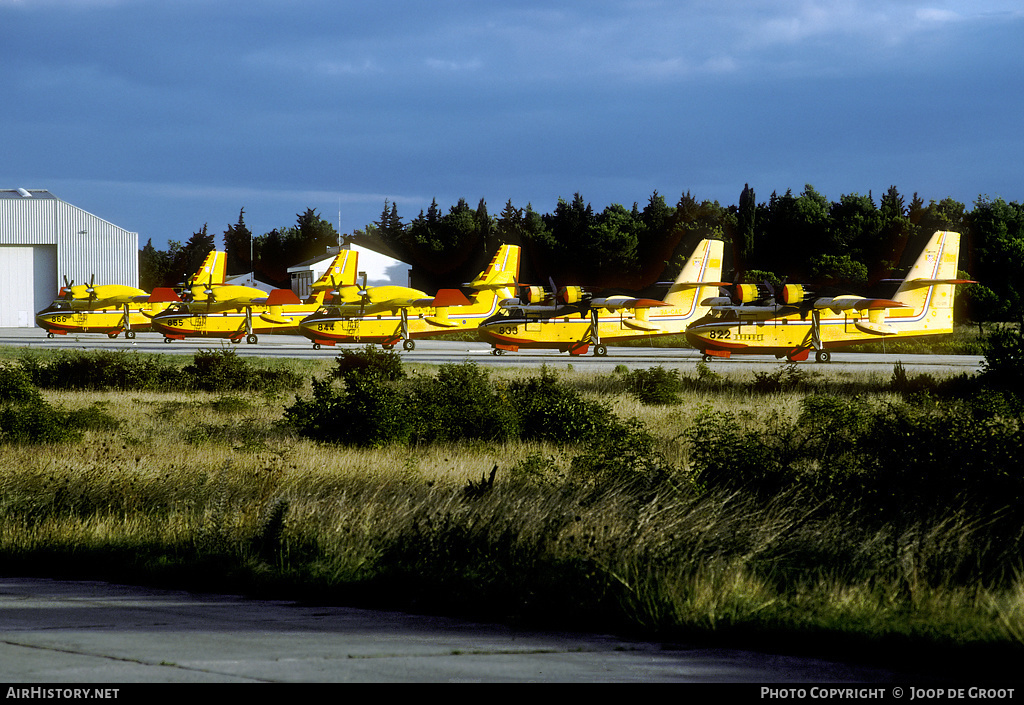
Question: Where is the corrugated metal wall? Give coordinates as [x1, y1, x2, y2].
[0, 197, 57, 245]
[55, 201, 138, 287]
[0, 191, 138, 326]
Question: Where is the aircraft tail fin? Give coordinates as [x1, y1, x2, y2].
[465, 244, 521, 295]
[893, 231, 965, 317]
[311, 249, 360, 293]
[188, 251, 227, 288]
[662, 239, 726, 308]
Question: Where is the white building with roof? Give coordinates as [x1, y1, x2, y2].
[287, 235, 411, 298]
[0, 189, 138, 327]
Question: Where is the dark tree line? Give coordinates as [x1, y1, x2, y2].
[138, 187, 1024, 323]
[139, 208, 339, 291]
[360, 185, 1021, 323]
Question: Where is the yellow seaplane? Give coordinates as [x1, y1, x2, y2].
[684, 230, 973, 362]
[476, 238, 725, 355]
[298, 244, 521, 350]
[150, 249, 359, 344]
[34, 250, 228, 339]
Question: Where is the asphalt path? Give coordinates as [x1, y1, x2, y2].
[0, 328, 984, 376]
[0, 577, 910, 684]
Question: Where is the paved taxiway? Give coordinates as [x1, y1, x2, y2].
[0, 578, 908, 683]
[0, 328, 984, 375]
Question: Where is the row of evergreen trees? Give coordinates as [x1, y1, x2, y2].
[138, 186, 1024, 323]
[139, 207, 339, 292]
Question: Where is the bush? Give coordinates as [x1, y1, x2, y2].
[285, 375, 411, 447]
[181, 349, 302, 393]
[981, 325, 1024, 397]
[332, 346, 406, 382]
[0, 398, 82, 444]
[0, 366, 43, 404]
[622, 365, 682, 405]
[408, 363, 519, 443]
[506, 367, 615, 443]
[19, 349, 179, 390]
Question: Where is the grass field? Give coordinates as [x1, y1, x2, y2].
[1, 340, 1021, 677]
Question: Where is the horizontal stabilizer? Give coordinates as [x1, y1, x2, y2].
[432, 288, 473, 307]
[674, 281, 730, 289]
[900, 278, 977, 289]
[148, 288, 181, 303]
[265, 289, 302, 306]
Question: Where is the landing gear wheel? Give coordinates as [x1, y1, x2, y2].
[403, 339, 415, 351]
[313, 343, 321, 350]
[231, 338, 241, 344]
[815, 350, 831, 363]
[702, 354, 713, 362]
[490, 348, 505, 356]
[47, 332, 54, 339]
[246, 334, 258, 344]
[107, 332, 118, 339]
[163, 337, 173, 343]
[593, 344, 608, 357]
[125, 330, 135, 339]
[383, 344, 395, 350]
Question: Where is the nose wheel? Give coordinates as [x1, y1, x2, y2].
[815, 350, 831, 363]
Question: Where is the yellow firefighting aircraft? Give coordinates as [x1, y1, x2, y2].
[34, 250, 227, 339]
[150, 249, 359, 343]
[298, 244, 521, 350]
[476, 238, 726, 355]
[684, 230, 973, 362]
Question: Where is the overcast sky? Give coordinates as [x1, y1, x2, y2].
[3, 0, 1022, 251]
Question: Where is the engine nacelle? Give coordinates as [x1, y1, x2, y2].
[735, 283, 761, 303]
[557, 286, 586, 305]
[779, 284, 806, 305]
[521, 286, 550, 304]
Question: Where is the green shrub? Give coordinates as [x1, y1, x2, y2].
[19, 349, 179, 390]
[332, 345, 406, 382]
[751, 363, 807, 393]
[506, 366, 615, 443]
[408, 363, 519, 443]
[981, 325, 1024, 397]
[569, 417, 674, 495]
[0, 399, 82, 444]
[622, 365, 682, 405]
[285, 375, 411, 447]
[684, 407, 794, 495]
[0, 366, 43, 404]
[181, 349, 303, 393]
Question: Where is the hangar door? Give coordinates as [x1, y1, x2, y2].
[0, 245, 57, 327]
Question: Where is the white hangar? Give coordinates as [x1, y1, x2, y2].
[0, 189, 139, 327]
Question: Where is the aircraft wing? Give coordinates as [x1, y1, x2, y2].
[813, 296, 906, 311]
[589, 296, 667, 310]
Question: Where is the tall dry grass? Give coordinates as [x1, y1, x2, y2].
[1, 356, 1021, 672]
